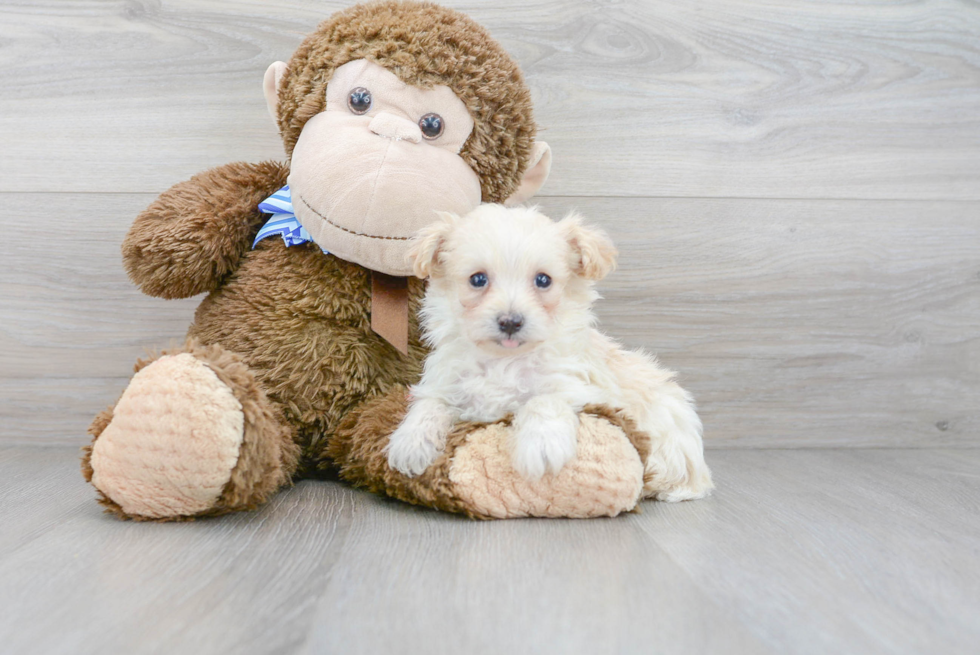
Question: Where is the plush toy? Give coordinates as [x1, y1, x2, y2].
[81, 0, 654, 520]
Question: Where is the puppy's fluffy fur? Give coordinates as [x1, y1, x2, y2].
[385, 204, 713, 501]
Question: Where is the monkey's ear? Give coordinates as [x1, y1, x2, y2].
[263, 61, 289, 122]
[503, 141, 552, 207]
[409, 212, 458, 279]
[559, 212, 618, 281]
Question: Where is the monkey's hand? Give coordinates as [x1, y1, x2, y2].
[122, 161, 289, 298]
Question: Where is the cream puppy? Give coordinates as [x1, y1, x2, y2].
[385, 204, 713, 501]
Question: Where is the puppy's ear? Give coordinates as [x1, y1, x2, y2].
[559, 212, 618, 280]
[409, 211, 457, 279]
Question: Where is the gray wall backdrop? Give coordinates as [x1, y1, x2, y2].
[1, 0, 978, 446]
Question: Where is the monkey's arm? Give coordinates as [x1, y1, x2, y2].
[122, 160, 289, 299]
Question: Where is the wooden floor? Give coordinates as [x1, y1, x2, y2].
[0, 446, 977, 655]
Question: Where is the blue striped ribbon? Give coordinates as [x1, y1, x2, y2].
[253, 185, 328, 253]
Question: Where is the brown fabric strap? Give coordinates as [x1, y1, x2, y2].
[371, 272, 409, 354]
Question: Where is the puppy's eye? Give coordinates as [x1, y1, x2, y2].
[348, 87, 372, 115]
[419, 113, 444, 139]
[534, 273, 552, 289]
[469, 272, 488, 288]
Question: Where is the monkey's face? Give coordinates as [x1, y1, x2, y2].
[287, 60, 483, 276]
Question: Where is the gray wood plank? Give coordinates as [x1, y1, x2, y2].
[633, 448, 980, 655]
[2, 447, 978, 654]
[0, 446, 356, 655]
[0, 192, 198, 381]
[1, 0, 978, 198]
[299, 493, 773, 655]
[538, 196, 980, 449]
[303, 448, 980, 655]
[3, 193, 977, 447]
[0, 377, 130, 446]
[0, 446, 92, 557]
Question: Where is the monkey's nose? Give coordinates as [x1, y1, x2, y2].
[497, 313, 524, 336]
[368, 112, 422, 143]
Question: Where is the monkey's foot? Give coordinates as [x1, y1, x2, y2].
[327, 388, 649, 519]
[83, 342, 298, 520]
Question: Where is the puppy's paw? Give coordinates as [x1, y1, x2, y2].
[386, 427, 442, 477]
[512, 414, 578, 480]
[652, 483, 712, 502]
[645, 443, 714, 501]
[385, 400, 455, 477]
[641, 394, 714, 501]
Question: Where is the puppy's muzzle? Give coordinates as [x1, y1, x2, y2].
[497, 313, 524, 336]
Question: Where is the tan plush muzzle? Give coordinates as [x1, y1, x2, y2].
[286, 60, 483, 276]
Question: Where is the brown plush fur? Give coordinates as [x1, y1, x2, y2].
[183, 340, 301, 515]
[277, 1, 537, 203]
[326, 387, 652, 519]
[82, 341, 301, 521]
[325, 384, 498, 518]
[123, 161, 289, 299]
[86, 2, 558, 520]
[81, 406, 117, 514]
[120, 157, 429, 476]
[187, 240, 428, 462]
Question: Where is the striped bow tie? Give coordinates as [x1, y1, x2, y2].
[253, 185, 328, 253]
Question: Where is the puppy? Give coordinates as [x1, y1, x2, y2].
[385, 204, 713, 501]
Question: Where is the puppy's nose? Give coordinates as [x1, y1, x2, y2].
[497, 313, 524, 336]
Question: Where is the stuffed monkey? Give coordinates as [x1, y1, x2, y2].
[82, 1, 652, 520]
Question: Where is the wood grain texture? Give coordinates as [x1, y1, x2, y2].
[1, 0, 978, 198]
[0, 446, 357, 655]
[539, 196, 980, 449]
[3, 193, 976, 447]
[1, 446, 978, 655]
[633, 448, 980, 655]
[0, 192, 198, 380]
[299, 490, 773, 655]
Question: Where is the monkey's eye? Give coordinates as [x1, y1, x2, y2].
[419, 113, 444, 139]
[469, 272, 488, 288]
[535, 273, 552, 289]
[347, 88, 372, 115]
